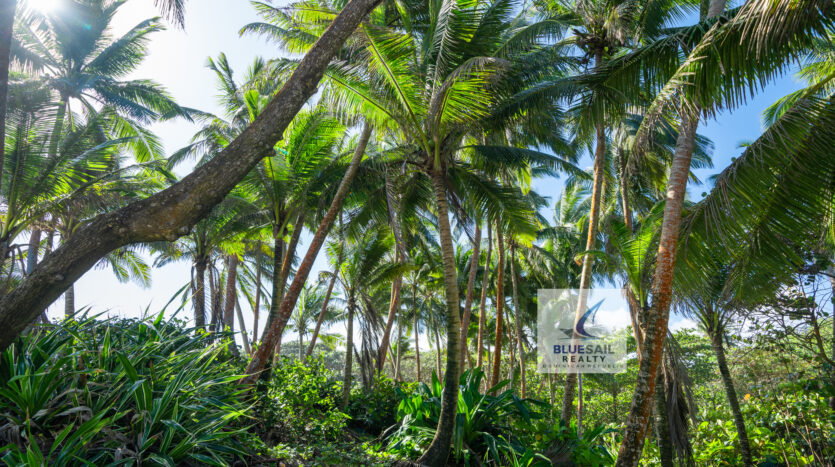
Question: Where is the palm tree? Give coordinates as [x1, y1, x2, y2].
[287, 281, 338, 361]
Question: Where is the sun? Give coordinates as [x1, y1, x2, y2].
[29, 0, 62, 14]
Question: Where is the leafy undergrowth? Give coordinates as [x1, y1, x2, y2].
[0, 315, 615, 466]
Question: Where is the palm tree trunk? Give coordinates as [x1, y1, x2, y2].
[615, 1, 726, 462]
[434, 319, 442, 378]
[245, 122, 372, 381]
[235, 298, 251, 355]
[459, 222, 482, 377]
[477, 225, 492, 369]
[417, 169, 462, 467]
[253, 241, 262, 343]
[223, 255, 239, 358]
[0, 0, 385, 353]
[342, 295, 355, 408]
[269, 228, 284, 360]
[278, 209, 305, 300]
[377, 169, 407, 374]
[64, 282, 75, 319]
[305, 259, 342, 359]
[395, 307, 402, 381]
[711, 332, 753, 466]
[828, 264, 835, 410]
[510, 243, 526, 397]
[489, 221, 506, 390]
[0, 0, 16, 193]
[414, 283, 421, 383]
[654, 371, 675, 467]
[562, 115, 606, 423]
[194, 259, 207, 329]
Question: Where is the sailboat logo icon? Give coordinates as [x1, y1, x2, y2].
[560, 299, 604, 339]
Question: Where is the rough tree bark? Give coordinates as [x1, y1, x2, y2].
[0, 0, 383, 352]
[615, 1, 725, 462]
[235, 299, 251, 355]
[416, 169, 462, 467]
[489, 221, 506, 390]
[64, 283, 74, 319]
[244, 122, 373, 381]
[459, 222, 481, 377]
[193, 258, 207, 329]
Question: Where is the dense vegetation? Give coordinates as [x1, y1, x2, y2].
[0, 0, 833, 465]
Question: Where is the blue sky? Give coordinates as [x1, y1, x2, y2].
[37, 0, 804, 338]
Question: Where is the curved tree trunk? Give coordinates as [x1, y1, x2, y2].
[615, 2, 725, 463]
[194, 259, 207, 329]
[490, 221, 506, 390]
[562, 116, 606, 423]
[711, 332, 753, 466]
[477, 225, 492, 369]
[0, 0, 384, 353]
[342, 294, 355, 408]
[459, 222, 482, 378]
[245, 122, 373, 381]
[278, 209, 306, 301]
[223, 255, 239, 358]
[417, 169, 461, 467]
[510, 243, 526, 397]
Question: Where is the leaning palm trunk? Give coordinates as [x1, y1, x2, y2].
[305, 249, 343, 359]
[416, 169, 461, 467]
[235, 299, 251, 355]
[489, 222, 506, 390]
[615, 109, 701, 466]
[223, 255, 239, 358]
[252, 242, 262, 343]
[510, 243, 526, 397]
[244, 122, 372, 382]
[654, 371, 675, 467]
[711, 332, 753, 466]
[476, 225, 492, 369]
[459, 222, 482, 377]
[414, 290, 421, 383]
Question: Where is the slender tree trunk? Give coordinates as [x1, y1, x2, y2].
[510, 243, 526, 397]
[245, 122, 373, 381]
[305, 253, 342, 359]
[417, 169, 462, 467]
[616, 1, 724, 463]
[562, 113, 606, 423]
[209, 266, 221, 331]
[477, 225, 492, 369]
[490, 221, 506, 390]
[253, 241, 262, 343]
[298, 329, 304, 361]
[395, 306, 402, 381]
[269, 229, 285, 361]
[654, 371, 675, 467]
[223, 255, 239, 358]
[460, 222, 482, 378]
[828, 264, 835, 410]
[434, 317, 442, 378]
[278, 209, 305, 301]
[0, 0, 383, 353]
[64, 282, 74, 319]
[378, 170, 407, 374]
[194, 259, 207, 329]
[414, 289, 421, 383]
[342, 295, 355, 408]
[711, 332, 753, 466]
[235, 298, 251, 355]
[0, 0, 16, 193]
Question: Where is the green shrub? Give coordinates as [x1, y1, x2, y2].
[0, 314, 248, 466]
[347, 376, 417, 435]
[254, 356, 349, 444]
